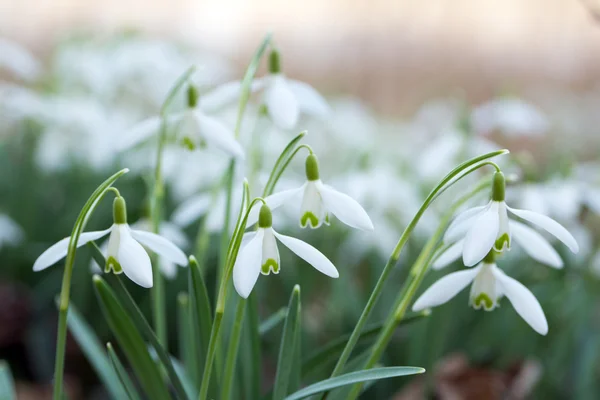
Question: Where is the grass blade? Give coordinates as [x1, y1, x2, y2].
[93, 276, 171, 400]
[106, 342, 142, 400]
[177, 292, 197, 384]
[259, 307, 288, 336]
[188, 255, 212, 385]
[284, 367, 425, 400]
[273, 285, 302, 400]
[64, 301, 130, 400]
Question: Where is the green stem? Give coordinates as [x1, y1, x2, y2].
[150, 66, 196, 347]
[345, 179, 492, 399]
[220, 298, 247, 400]
[326, 150, 507, 382]
[52, 169, 128, 400]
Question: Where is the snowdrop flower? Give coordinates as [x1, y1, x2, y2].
[33, 196, 187, 288]
[445, 171, 578, 267]
[120, 85, 244, 158]
[413, 253, 548, 335]
[203, 49, 330, 130]
[0, 214, 24, 250]
[233, 204, 338, 298]
[0, 37, 41, 81]
[247, 154, 373, 231]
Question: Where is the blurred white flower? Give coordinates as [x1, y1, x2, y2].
[33, 197, 186, 287]
[0, 38, 41, 81]
[0, 215, 24, 250]
[413, 260, 548, 335]
[0, 84, 46, 123]
[471, 98, 549, 137]
[233, 205, 338, 298]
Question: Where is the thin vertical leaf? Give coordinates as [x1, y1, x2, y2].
[259, 307, 288, 336]
[93, 276, 171, 400]
[64, 301, 130, 400]
[242, 293, 262, 400]
[273, 285, 302, 400]
[177, 292, 197, 383]
[106, 342, 142, 400]
[188, 255, 212, 386]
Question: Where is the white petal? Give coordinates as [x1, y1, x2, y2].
[412, 266, 481, 311]
[508, 207, 579, 253]
[462, 202, 500, 266]
[245, 185, 305, 227]
[287, 79, 330, 117]
[159, 258, 178, 280]
[432, 239, 464, 270]
[444, 205, 487, 243]
[273, 231, 339, 278]
[200, 79, 265, 113]
[264, 76, 299, 130]
[492, 267, 548, 335]
[300, 181, 326, 229]
[510, 221, 563, 268]
[118, 116, 162, 151]
[233, 230, 264, 298]
[116, 226, 153, 288]
[197, 113, 245, 158]
[261, 228, 280, 274]
[130, 229, 188, 266]
[318, 183, 374, 231]
[172, 194, 212, 227]
[33, 228, 112, 271]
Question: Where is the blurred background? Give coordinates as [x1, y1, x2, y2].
[2, 0, 600, 399]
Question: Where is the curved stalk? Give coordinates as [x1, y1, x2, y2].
[326, 150, 508, 382]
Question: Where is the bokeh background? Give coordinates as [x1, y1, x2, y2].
[2, 0, 600, 399]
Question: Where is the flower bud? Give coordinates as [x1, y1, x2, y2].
[305, 154, 320, 181]
[113, 196, 127, 225]
[187, 84, 199, 108]
[491, 171, 505, 202]
[258, 204, 273, 228]
[269, 49, 281, 74]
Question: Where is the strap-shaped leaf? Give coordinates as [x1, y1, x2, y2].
[259, 307, 287, 336]
[64, 302, 130, 400]
[284, 367, 425, 400]
[93, 276, 171, 400]
[188, 256, 212, 385]
[273, 285, 302, 400]
[107, 342, 141, 400]
[0, 360, 16, 400]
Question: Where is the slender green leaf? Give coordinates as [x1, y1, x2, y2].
[148, 348, 197, 400]
[284, 367, 424, 400]
[302, 310, 429, 378]
[243, 293, 262, 400]
[188, 255, 212, 385]
[103, 274, 188, 400]
[0, 361, 16, 400]
[259, 307, 288, 336]
[106, 342, 141, 400]
[64, 301, 129, 400]
[93, 276, 171, 400]
[273, 285, 302, 400]
[177, 292, 197, 384]
[221, 298, 247, 400]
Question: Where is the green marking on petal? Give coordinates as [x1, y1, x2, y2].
[261, 258, 279, 275]
[181, 136, 196, 150]
[324, 213, 330, 226]
[300, 212, 319, 229]
[472, 293, 494, 311]
[494, 233, 510, 252]
[105, 256, 123, 274]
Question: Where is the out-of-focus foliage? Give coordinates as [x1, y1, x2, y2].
[1, 33, 600, 398]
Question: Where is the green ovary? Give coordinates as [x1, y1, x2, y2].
[261, 259, 279, 275]
[181, 136, 196, 150]
[472, 293, 494, 311]
[105, 256, 123, 274]
[300, 212, 319, 228]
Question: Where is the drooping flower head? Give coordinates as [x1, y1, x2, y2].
[247, 153, 374, 231]
[233, 204, 338, 298]
[33, 196, 187, 288]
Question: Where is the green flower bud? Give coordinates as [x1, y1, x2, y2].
[269, 49, 281, 74]
[491, 171, 505, 202]
[113, 196, 127, 224]
[305, 154, 320, 181]
[187, 85, 198, 108]
[258, 204, 272, 228]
